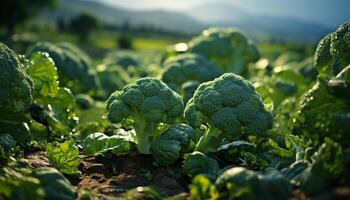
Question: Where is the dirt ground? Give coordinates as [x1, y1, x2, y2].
[25, 151, 188, 199]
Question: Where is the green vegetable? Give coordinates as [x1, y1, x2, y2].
[298, 139, 344, 196]
[27, 42, 97, 93]
[106, 77, 184, 154]
[32, 167, 76, 200]
[183, 151, 220, 178]
[0, 162, 75, 200]
[151, 124, 195, 166]
[96, 67, 130, 98]
[26, 52, 59, 97]
[188, 28, 260, 75]
[162, 53, 221, 102]
[314, 22, 350, 77]
[294, 65, 350, 145]
[185, 73, 273, 154]
[215, 167, 291, 200]
[0, 42, 33, 115]
[82, 131, 134, 156]
[46, 140, 80, 175]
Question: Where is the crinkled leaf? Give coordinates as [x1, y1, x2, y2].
[46, 140, 80, 175]
[27, 52, 59, 97]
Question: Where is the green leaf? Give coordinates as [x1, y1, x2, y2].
[46, 140, 80, 175]
[183, 151, 220, 178]
[82, 131, 134, 157]
[27, 52, 59, 97]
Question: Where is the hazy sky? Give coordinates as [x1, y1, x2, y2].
[97, 0, 350, 28]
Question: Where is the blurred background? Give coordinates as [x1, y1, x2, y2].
[1, 0, 349, 59]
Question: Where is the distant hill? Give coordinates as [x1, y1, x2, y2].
[41, 0, 331, 43]
[41, 0, 205, 34]
[186, 2, 331, 43]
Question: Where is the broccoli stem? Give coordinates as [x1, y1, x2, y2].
[194, 126, 224, 154]
[132, 114, 158, 154]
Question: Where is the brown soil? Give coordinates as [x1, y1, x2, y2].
[25, 151, 189, 199]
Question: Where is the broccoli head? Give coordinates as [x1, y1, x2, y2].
[162, 53, 221, 102]
[314, 22, 350, 77]
[0, 42, 33, 115]
[185, 73, 273, 154]
[96, 67, 130, 98]
[188, 28, 260, 75]
[27, 42, 97, 93]
[107, 77, 184, 154]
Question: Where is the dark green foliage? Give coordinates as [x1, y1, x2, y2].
[27, 41, 97, 93]
[188, 28, 260, 75]
[294, 66, 350, 145]
[215, 167, 292, 200]
[314, 22, 350, 77]
[151, 124, 195, 166]
[183, 151, 220, 179]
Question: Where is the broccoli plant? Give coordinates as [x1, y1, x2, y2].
[106, 77, 184, 154]
[294, 65, 350, 145]
[314, 22, 350, 77]
[0, 43, 34, 144]
[185, 73, 273, 154]
[0, 43, 33, 115]
[162, 53, 221, 103]
[151, 123, 195, 166]
[27, 42, 98, 93]
[188, 28, 260, 75]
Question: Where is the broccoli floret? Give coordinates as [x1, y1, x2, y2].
[314, 22, 350, 76]
[185, 73, 273, 154]
[151, 123, 195, 166]
[107, 77, 184, 154]
[27, 42, 97, 93]
[162, 53, 221, 102]
[188, 28, 260, 75]
[0, 42, 33, 114]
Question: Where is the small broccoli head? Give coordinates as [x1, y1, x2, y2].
[314, 22, 350, 76]
[162, 53, 221, 102]
[0, 43, 33, 115]
[188, 28, 260, 75]
[185, 73, 273, 154]
[107, 77, 184, 154]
